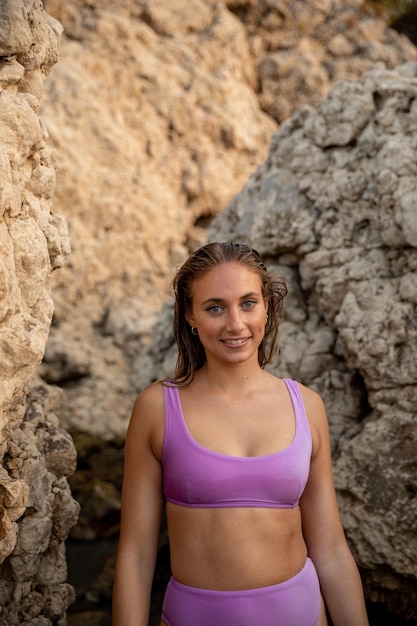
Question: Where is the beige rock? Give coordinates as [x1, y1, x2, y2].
[1, 0, 417, 621]
[39, 0, 276, 438]
[37, 0, 417, 446]
[0, 1, 78, 623]
[0, 479, 29, 509]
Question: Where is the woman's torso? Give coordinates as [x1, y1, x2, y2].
[156, 374, 312, 590]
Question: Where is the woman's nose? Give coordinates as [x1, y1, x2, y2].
[226, 308, 244, 330]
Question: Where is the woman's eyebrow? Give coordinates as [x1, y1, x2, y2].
[200, 297, 224, 306]
[201, 291, 260, 306]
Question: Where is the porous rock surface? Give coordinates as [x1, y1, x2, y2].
[39, 0, 417, 441]
[40, 0, 417, 621]
[209, 63, 417, 617]
[131, 64, 417, 620]
[0, 2, 79, 624]
[1, 0, 417, 623]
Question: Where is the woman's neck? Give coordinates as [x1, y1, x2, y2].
[195, 359, 268, 395]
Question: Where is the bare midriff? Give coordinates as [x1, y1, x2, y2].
[166, 503, 308, 591]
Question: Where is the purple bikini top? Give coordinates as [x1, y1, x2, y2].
[162, 379, 312, 509]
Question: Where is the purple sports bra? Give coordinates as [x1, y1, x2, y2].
[162, 379, 312, 509]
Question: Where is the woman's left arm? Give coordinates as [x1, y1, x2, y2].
[299, 385, 369, 626]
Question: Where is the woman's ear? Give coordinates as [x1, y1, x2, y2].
[185, 312, 195, 326]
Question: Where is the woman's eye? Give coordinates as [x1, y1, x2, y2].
[242, 300, 257, 309]
[208, 304, 222, 313]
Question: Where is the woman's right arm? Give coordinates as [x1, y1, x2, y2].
[112, 383, 165, 626]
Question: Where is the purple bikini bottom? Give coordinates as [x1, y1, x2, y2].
[161, 557, 321, 626]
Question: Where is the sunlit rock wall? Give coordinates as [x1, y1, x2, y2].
[39, 0, 417, 441]
[0, 2, 79, 624]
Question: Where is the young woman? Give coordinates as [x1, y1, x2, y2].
[112, 241, 369, 626]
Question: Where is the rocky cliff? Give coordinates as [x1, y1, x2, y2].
[0, 2, 79, 624]
[1, 0, 417, 623]
[39, 0, 417, 441]
[140, 62, 417, 619]
[209, 63, 417, 617]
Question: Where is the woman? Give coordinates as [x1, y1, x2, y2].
[112, 241, 369, 626]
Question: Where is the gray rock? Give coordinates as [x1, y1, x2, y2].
[209, 63, 417, 617]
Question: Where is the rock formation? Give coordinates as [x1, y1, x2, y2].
[0, 2, 79, 624]
[39, 0, 417, 442]
[208, 62, 417, 617]
[39, 0, 417, 622]
[1, 0, 417, 623]
[137, 61, 417, 622]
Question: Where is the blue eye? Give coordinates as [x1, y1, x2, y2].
[208, 304, 222, 313]
[242, 300, 257, 309]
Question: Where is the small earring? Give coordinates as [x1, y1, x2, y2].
[265, 314, 268, 326]
[191, 327, 198, 335]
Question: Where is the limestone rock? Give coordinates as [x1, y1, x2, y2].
[37, 3, 417, 617]
[0, 380, 80, 624]
[39, 0, 417, 444]
[233, 0, 417, 123]
[0, 1, 78, 623]
[125, 62, 417, 620]
[1, 0, 416, 621]
[0, 4, 69, 442]
[208, 63, 417, 617]
[39, 0, 277, 439]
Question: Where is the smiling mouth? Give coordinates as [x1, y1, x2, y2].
[221, 337, 250, 345]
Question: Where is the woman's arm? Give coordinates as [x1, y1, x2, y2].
[112, 383, 165, 626]
[300, 385, 369, 626]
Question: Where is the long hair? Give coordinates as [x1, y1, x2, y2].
[171, 241, 287, 385]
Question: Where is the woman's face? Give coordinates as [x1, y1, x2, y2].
[187, 262, 268, 368]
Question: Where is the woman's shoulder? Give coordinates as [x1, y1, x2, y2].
[266, 374, 322, 402]
[295, 382, 329, 455]
[128, 381, 166, 459]
[136, 379, 165, 399]
[130, 381, 166, 426]
[296, 381, 325, 411]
